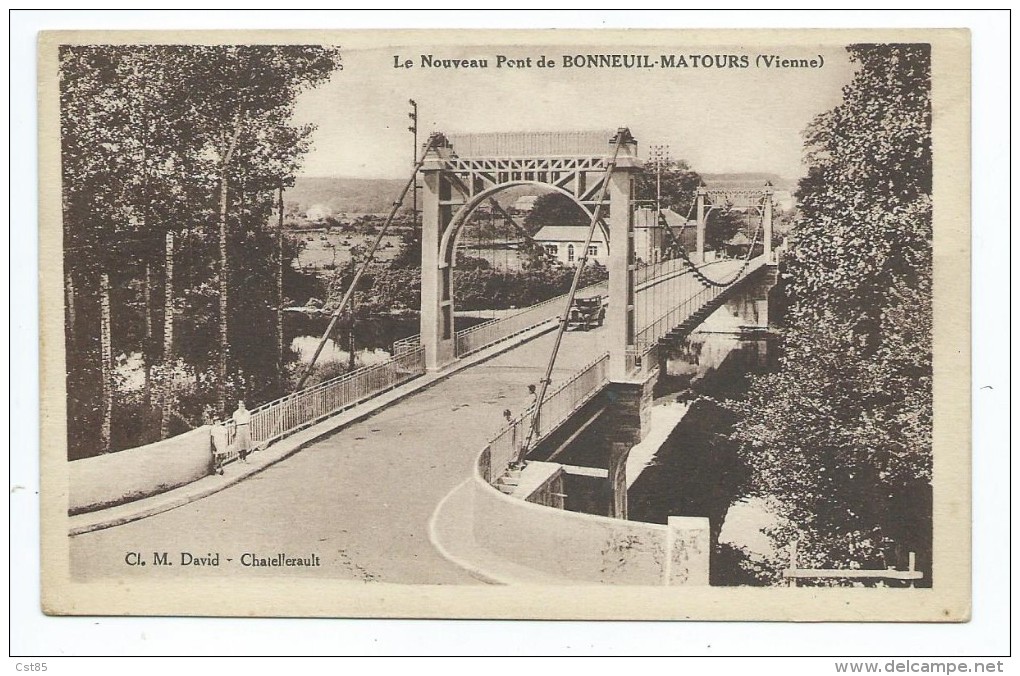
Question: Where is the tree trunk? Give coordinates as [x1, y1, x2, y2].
[160, 230, 174, 439]
[140, 72, 153, 420]
[144, 262, 152, 341]
[348, 290, 356, 371]
[217, 112, 245, 416]
[217, 173, 230, 416]
[143, 262, 152, 411]
[100, 272, 113, 453]
[64, 268, 75, 337]
[277, 184, 284, 386]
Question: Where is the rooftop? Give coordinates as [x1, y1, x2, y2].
[634, 207, 692, 229]
[532, 225, 608, 243]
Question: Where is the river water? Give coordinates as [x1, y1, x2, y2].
[627, 306, 782, 586]
[285, 313, 491, 367]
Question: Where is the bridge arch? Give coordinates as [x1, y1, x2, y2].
[438, 180, 610, 270]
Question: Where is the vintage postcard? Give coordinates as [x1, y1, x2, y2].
[39, 28, 970, 620]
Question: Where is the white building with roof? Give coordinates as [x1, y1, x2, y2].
[532, 224, 609, 266]
[533, 207, 689, 267]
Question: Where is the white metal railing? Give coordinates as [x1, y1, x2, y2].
[455, 281, 607, 358]
[634, 282, 723, 349]
[217, 346, 425, 465]
[483, 353, 609, 484]
[392, 334, 421, 356]
[633, 256, 727, 288]
[633, 256, 766, 349]
[386, 281, 608, 360]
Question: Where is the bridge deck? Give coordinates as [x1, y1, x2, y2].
[70, 325, 609, 584]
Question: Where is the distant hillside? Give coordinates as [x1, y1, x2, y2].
[287, 172, 796, 219]
[287, 176, 530, 220]
[286, 177, 407, 217]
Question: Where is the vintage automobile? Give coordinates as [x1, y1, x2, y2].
[567, 295, 606, 330]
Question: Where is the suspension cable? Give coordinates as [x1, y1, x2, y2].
[670, 193, 767, 287]
[658, 191, 698, 262]
[294, 134, 440, 391]
[514, 132, 626, 467]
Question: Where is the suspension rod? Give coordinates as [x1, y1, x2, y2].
[295, 135, 439, 391]
[515, 132, 626, 466]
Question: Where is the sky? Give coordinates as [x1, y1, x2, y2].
[292, 41, 856, 182]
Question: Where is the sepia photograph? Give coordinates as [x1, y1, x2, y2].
[36, 26, 971, 623]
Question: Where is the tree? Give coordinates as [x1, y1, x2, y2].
[703, 205, 744, 252]
[59, 45, 343, 457]
[523, 192, 588, 233]
[168, 45, 343, 415]
[730, 44, 933, 582]
[61, 46, 176, 457]
[389, 227, 422, 269]
[633, 158, 701, 216]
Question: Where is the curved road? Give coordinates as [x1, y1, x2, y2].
[70, 327, 608, 584]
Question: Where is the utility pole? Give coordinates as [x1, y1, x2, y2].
[408, 99, 419, 226]
[649, 144, 670, 263]
[649, 144, 670, 226]
[160, 230, 174, 439]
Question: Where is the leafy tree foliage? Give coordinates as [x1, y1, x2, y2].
[60, 45, 342, 458]
[452, 263, 608, 311]
[634, 158, 701, 215]
[703, 207, 746, 252]
[523, 192, 588, 232]
[730, 44, 933, 581]
[319, 261, 608, 319]
[389, 228, 422, 269]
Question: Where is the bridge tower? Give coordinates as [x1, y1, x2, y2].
[695, 186, 775, 263]
[419, 135, 458, 371]
[604, 131, 643, 382]
[418, 129, 642, 372]
[602, 132, 644, 519]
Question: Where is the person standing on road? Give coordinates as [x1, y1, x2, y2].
[233, 400, 252, 463]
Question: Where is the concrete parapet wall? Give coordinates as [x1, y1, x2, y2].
[69, 426, 215, 514]
[665, 516, 711, 585]
[473, 449, 681, 585]
[517, 461, 566, 510]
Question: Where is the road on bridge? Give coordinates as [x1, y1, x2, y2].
[69, 258, 754, 585]
[71, 324, 609, 585]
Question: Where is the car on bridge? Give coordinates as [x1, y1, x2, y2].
[567, 295, 605, 331]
